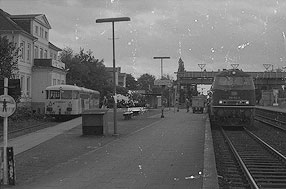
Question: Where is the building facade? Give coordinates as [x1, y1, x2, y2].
[105, 67, 127, 88]
[0, 9, 66, 113]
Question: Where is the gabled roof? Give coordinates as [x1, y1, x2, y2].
[0, 9, 37, 40]
[0, 9, 23, 31]
[10, 14, 51, 29]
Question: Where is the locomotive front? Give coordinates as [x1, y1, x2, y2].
[210, 69, 255, 127]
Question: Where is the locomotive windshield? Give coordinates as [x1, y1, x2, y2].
[214, 76, 254, 90]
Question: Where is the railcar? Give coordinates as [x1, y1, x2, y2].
[45, 84, 100, 118]
[209, 69, 255, 127]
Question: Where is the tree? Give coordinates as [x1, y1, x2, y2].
[0, 36, 19, 79]
[60, 48, 110, 94]
[126, 74, 138, 90]
[137, 73, 155, 92]
[177, 57, 185, 72]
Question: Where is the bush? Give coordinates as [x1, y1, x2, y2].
[9, 106, 45, 121]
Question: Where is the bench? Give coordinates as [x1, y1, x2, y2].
[123, 111, 133, 120]
[132, 110, 140, 116]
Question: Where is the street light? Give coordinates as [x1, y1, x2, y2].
[153, 56, 170, 118]
[96, 17, 130, 136]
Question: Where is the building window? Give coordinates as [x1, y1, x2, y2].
[40, 48, 43, 58]
[20, 76, 24, 96]
[34, 46, 38, 58]
[40, 27, 43, 38]
[54, 54, 57, 60]
[35, 26, 38, 35]
[26, 77, 30, 97]
[45, 31, 48, 39]
[53, 79, 57, 85]
[50, 51, 53, 59]
[27, 43, 31, 62]
[44, 50, 48, 58]
[20, 41, 25, 60]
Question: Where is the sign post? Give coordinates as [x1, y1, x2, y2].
[0, 78, 16, 185]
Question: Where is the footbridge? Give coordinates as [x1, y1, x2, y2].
[176, 71, 286, 103]
[177, 71, 286, 90]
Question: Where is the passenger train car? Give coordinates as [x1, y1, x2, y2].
[45, 84, 100, 118]
[209, 69, 255, 127]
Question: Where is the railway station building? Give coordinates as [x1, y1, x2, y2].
[0, 9, 66, 113]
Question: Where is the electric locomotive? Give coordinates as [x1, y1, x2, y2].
[209, 69, 255, 127]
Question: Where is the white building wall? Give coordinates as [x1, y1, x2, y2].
[51, 71, 66, 85]
[32, 69, 50, 103]
[32, 20, 49, 59]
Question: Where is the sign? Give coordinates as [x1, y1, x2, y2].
[154, 79, 172, 86]
[0, 95, 16, 117]
[0, 79, 21, 96]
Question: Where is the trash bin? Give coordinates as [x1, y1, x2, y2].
[82, 109, 108, 135]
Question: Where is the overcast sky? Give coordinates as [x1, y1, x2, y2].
[1, 0, 286, 79]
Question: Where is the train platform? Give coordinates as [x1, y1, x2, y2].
[2, 108, 218, 189]
[256, 105, 286, 113]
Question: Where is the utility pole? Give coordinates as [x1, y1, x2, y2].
[153, 56, 170, 118]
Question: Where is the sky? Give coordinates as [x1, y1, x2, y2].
[1, 0, 286, 79]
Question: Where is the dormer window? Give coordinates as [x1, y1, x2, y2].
[45, 31, 48, 39]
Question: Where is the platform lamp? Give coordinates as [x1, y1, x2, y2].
[153, 56, 170, 118]
[96, 17, 130, 136]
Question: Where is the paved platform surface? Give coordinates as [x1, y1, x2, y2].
[2, 109, 218, 189]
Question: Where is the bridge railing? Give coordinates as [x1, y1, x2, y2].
[177, 71, 286, 79]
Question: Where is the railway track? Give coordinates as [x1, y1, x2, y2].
[255, 109, 286, 131]
[0, 120, 59, 139]
[212, 127, 250, 188]
[222, 127, 286, 188]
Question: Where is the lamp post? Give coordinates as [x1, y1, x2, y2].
[153, 56, 170, 118]
[96, 17, 130, 136]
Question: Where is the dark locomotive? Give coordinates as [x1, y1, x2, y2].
[209, 69, 255, 127]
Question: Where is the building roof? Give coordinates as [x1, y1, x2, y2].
[10, 13, 51, 29]
[49, 42, 62, 52]
[0, 9, 23, 31]
[0, 9, 37, 40]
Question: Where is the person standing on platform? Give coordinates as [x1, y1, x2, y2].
[186, 98, 190, 112]
[102, 96, 108, 109]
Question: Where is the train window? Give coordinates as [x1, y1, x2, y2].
[72, 91, 79, 99]
[49, 90, 60, 99]
[61, 90, 72, 99]
[216, 77, 231, 86]
[80, 93, 90, 99]
[216, 76, 252, 86]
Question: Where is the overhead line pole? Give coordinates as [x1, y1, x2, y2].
[153, 56, 170, 118]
